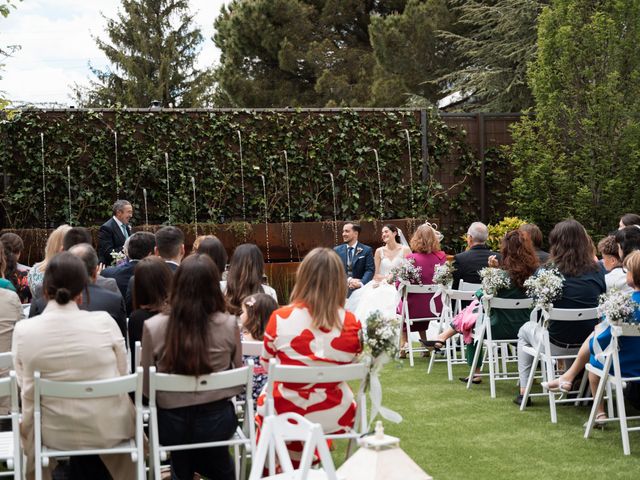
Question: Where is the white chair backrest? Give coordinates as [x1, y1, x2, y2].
[35, 369, 141, 402]
[612, 323, 640, 338]
[242, 340, 263, 357]
[548, 307, 599, 322]
[402, 284, 438, 295]
[0, 352, 13, 370]
[249, 412, 337, 480]
[0, 372, 19, 414]
[447, 289, 477, 302]
[134, 341, 142, 369]
[485, 297, 533, 310]
[267, 360, 368, 386]
[459, 281, 481, 292]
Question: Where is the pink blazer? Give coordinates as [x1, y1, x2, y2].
[401, 251, 447, 319]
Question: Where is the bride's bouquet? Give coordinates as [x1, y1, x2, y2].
[524, 267, 564, 312]
[359, 310, 403, 426]
[433, 261, 455, 286]
[597, 289, 639, 326]
[479, 267, 511, 296]
[388, 258, 422, 285]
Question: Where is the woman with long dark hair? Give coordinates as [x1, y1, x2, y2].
[0, 232, 31, 303]
[224, 243, 277, 315]
[141, 254, 241, 480]
[515, 219, 605, 405]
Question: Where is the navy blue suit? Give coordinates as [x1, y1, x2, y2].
[334, 242, 375, 297]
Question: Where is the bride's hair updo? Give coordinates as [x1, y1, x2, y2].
[43, 252, 88, 305]
[383, 224, 401, 243]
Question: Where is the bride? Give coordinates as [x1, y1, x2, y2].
[346, 224, 411, 324]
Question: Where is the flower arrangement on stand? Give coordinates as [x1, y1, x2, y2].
[597, 288, 640, 333]
[479, 267, 511, 296]
[388, 258, 422, 285]
[433, 261, 455, 286]
[523, 267, 565, 314]
[360, 310, 403, 428]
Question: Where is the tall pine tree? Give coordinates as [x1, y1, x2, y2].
[75, 0, 211, 107]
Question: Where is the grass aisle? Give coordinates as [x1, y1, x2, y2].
[335, 356, 640, 479]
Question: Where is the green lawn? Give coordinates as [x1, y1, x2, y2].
[334, 356, 640, 479]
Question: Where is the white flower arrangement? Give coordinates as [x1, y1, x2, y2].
[597, 289, 639, 325]
[479, 267, 511, 296]
[524, 267, 564, 312]
[388, 258, 422, 285]
[433, 261, 455, 286]
[109, 250, 127, 267]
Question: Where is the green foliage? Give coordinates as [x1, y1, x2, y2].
[75, 0, 212, 107]
[509, 0, 640, 235]
[0, 109, 480, 247]
[440, 0, 547, 111]
[486, 216, 527, 250]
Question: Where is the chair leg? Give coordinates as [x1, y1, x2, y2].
[585, 370, 609, 439]
[406, 322, 415, 368]
[487, 341, 496, 398]
[545, 355, 558, 424]
[445, 338, 453, 381]
[520, 352, 540, 411]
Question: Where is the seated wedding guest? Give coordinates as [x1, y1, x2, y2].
[141, 254, 241, 480]
[1, 232, 31, 303]
[598, 235, 630, 292]
[619, 213, 640, 229]
[98, 199, 133, 266]
[542, 250, 640, 424]
[239, 293, 278, 402]
[0, 285, 23, 417]
[29, 244, 127, 340]
[194, 235, 228, 278]
[452, 222, 497, 289]
[12, 252, 137, 480]
[126, 226, 184, 315]
[520, 223, 550, 265]
[516, 219, 606, 405]
[256, 248, 362, 466]
[615, 225, 640, 260]
[64, 227, 119, 294]
[28, 224, 71, 299]
[398, 223, 447, 357]
[225, 243, 277, 316]
[422, 230, 538, 384]
[102, 231, 156, 298]
[0, 248, 16, 292]
[128, 256, 172, 369]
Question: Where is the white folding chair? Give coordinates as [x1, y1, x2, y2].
[0, 372, 22, 479]
[249, 412, 338, 480]
[520, 307, 598, 423]
[148, 364, 255, 480]
[0, 353, 12, 371]
[242, 340, 263, 357]
[33, 368, 145, 480]
[467, 296, 533, 397]
[399, 284, 441, 367]
[426, 288, 477, 381]
[584, 323, 640, 455]
[133, 341, 142, 370]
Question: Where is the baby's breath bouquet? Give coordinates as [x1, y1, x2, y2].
[388, 258, 422, 285]
[433, 261, 455, 286]
[479, 267, 511, 296]
[360, 310, 403, 426]
[109, 250, 127, 267]
[524, 267, 564, 312]
[597, 289, 639, 325]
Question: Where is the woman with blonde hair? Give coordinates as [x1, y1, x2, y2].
[27, 224, 71, 299]
[255, 247, 362, 466]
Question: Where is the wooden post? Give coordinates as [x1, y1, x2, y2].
[478, 113, 486, 222]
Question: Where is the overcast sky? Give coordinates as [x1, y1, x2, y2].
[0, 0, 227, 106]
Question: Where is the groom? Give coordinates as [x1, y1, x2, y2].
[334, 222, 375, 297]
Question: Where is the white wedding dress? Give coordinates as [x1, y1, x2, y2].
[346, 249, 404, 326]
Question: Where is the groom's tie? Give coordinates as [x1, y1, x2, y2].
[121, 224, 129, 239]
[347, 246, 354, 267]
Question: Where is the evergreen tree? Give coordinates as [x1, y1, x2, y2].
[509, 0, 640, 234]
[75, 0, 211, 107]
[440, 0, 547, 111]
[213, 0, 408, 107]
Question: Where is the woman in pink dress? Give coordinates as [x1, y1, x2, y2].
[398, 223, 447, 356]
[255, 247, 362, 465]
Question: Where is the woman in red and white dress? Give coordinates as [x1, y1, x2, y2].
[256, 247, 362, 464]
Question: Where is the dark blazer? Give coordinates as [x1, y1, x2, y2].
[29, 283, 127, 340]
[452, 244, 498, 289]
[334, 242, 375, 296]
[98, 217, 131, 266]
[101, 259, 139, 298]
[125, 260, 178, 315]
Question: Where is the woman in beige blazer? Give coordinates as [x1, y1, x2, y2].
[12, 252, 136, 480]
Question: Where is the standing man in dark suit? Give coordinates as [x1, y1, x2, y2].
[98, 199, 133, 266]
[452, 222, 498, 289]
[101, 231, 156, 298]
[29, 243, 127, 339]
[334, 222, 375, 297]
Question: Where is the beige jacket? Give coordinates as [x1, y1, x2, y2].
[12, 301, 136, 459]
[0, 289, 23, 413]
[141, 311, 243, 409]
